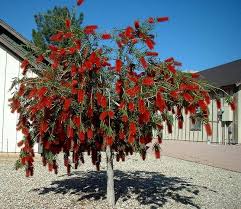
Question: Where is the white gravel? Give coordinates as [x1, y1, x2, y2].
[0, 153, 241, 209]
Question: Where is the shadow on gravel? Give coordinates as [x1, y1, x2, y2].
[33, 170, 213, 208]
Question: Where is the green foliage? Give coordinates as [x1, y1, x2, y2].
[32, 6, 84, 50]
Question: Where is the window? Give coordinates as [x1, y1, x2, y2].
[190, 117, 201, 131]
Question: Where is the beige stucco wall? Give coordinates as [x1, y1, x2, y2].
[237, 84, 241, 143]
[162, 88, 240, 144]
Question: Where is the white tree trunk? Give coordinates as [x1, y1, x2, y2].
[106, 145, 115, 207]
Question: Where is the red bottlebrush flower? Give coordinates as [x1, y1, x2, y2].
[21, 59, 29, 75]
[50, 32, 63, 42]
[140, 57, 148, 69]
[146, 51, 158, 56]
[142, 76, 154, 86]
[72, 79, 78, 87]
[21, 59, 29, 69]
[84, 25, 98, 34]
[18, 84, 25, 96]
[127, 74, 139, 83]
[22, 127, 29, 136]
[116, 40, 124, 48]
[134, 20, 140, 29]
[69, 47, 76, 55]
[170, 90, 178, 99]
[138, 98, 146, 114]
[77, 89, 85, 103]
[17, 140, 24, 147]
[52, 61, 59, 70]
[198, 100, 207, 111]
[189, 105, 197, 114]
[181, 84, 199, 91]
[100, 95, 107, 108]
[71, 65, 77, 77]
[216, 99, 221, 109]
[78, 131, 85, 142]
[141, 150, 146, 160]
[42, 157, 47, 166]
[142, 110, 150, 123]
[158, 135, 162, 144]
[25, 169, 30, 177]
[48, 163, 53, 172]
[139, 136, 145, 144]
[105, 135, 113, 145]
[131, 38, 138, 44]
[96, 93, 107, 108]
[87, 107, 94, 118]
[116, 154, 120, 162]
[99, 111, 108, 121]
[201, 91, 210, 104]
[183, 93, 193, 103]
[178, 119, 183, 129]
[119, 131, 125, 140]
[125, 26, 134, 38]
[121, 114, 128, 123]
[155, 150, 161, 159]
[191, 72, 200, 78]
[87, 128, 93, 139]
[60, 49, 66, 56]
[27, 88, 37, 99]
[167, 65, 176, 74]
[156, 92, 166, 112]
[67, 125, 73, 138]
[174, 61, 182, 66]
[49, 45, 58, 52]
[230, 99, 236, 111]
[101, 33, 112, 40]
[77, 0, 84, 6]
[128, 102, 135, 112]
[63, 32, 72, 39]
[63, 98, 72, 111]
[36, 54, 44, 63]
[73, 116, 81, 127]
[67, 164, 71, 176]
[107, 110, 115, 119]
[157, 17, 169, 22]
[167, 122, 172, 134]
[115, 80, 123, 94]
[128, 135, 135, 144]
[126, 85, 140, 97]
[43, 141, 52, 151]
[40, 121, 48, 134]
[148, 17, 155, 23]
[119, 101, 126, 110]
[205, 123, 212, 136]
[65, 19, 71, 29]
[145, 38, 155, 50]
[165, 57, 174, 63]
[115, 59, 122, 73]
[64, 158, 69, 167]
[75, 40, 81, 50]
[129, 122, 136, 135]
[159, 87, 165, 92]
[205, 95, 211, 105]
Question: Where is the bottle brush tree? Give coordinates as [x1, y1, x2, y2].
[9, 0, 235, 207]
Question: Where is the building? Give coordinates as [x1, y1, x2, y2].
[163, 59, 241, 144]
[0, 19, 38, 152]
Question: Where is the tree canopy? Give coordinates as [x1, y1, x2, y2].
[10, 0, 235, 181]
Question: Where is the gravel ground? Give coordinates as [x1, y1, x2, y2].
[0, 153, 241, 209]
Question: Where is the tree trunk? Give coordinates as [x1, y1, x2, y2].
[106, 145, 115, 207]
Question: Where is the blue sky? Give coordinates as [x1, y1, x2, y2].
[0, 0, 241, 71]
